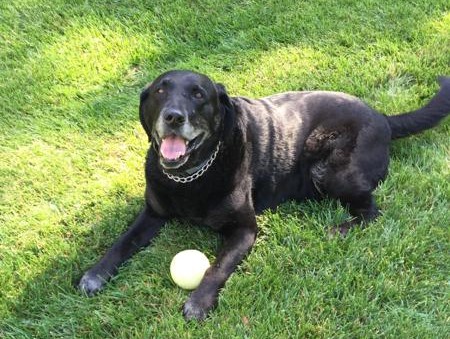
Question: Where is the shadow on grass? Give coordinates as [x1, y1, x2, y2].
[2, 0, 448, 144]
[2, 190, 220, 336]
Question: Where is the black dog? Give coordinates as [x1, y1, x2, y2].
[79, 70, 450, 320]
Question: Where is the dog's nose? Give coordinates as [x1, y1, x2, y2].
[163, 110, 186, 127]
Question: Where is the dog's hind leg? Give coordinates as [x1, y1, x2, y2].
[319, 158, 382, 236]
[308, 122, 390, 236]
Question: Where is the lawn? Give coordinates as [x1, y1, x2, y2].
[1, 0, 449, 337]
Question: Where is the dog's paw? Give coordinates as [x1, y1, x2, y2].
[78, 272, 105, 296]
[182, 295, 215, 321]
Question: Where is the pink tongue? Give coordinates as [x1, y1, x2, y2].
[160, 136, 187, 160]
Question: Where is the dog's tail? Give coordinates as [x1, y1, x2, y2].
[386, 76, 450, 139]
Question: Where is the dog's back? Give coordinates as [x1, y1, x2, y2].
[232, 94, 311, 211]
[231, 76, 450, 214]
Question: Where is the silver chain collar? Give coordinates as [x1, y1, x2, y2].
[162, 142, 222, 184]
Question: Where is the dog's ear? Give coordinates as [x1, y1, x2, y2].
[139, 85, 152, 142]
[215, 83, 235, 142]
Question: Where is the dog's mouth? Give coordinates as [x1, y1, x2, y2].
[157, 134, 204, 169]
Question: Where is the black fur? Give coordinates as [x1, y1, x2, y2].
[139, 87, 152, 142]
[79, 70, 450, 320]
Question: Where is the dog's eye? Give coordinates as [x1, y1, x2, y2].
[194, 92, 203, 99]
[156, 88, 164, 94]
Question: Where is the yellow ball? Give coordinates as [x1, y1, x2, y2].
[170, 250, 210, 290]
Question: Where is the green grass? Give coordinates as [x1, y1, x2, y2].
[1, 0, 449, 337]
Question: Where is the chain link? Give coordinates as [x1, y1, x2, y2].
[162, 142, 222, 184]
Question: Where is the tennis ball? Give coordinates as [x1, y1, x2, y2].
[170, 249, 210, 290]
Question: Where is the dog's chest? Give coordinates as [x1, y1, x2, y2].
[149, 175, 230, 221]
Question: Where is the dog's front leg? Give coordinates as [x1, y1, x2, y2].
[183, 208, 257, 321]
[79, 207, 167, 295]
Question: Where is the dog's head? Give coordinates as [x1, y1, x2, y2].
[139, 70, 234, 170]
